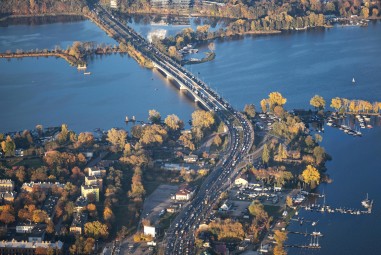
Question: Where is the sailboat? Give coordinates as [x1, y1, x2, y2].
[361, 193, 372, 208]
[352, 77, 356, 83]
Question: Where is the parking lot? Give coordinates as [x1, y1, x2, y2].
[142, 184, 178, 224]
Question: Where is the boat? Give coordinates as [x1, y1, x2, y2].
[352, 77, 356, 83]
[84, 72, 91, 75]
[125, 116, 129, 122]
[312, 221, 318, 226]
[361, 193, 372, 208]
[131, 116, 136, 122]
[77, 64, 87, 70]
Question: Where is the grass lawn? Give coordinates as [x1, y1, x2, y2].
[13, 157, 44, 168]
[264, 205, 282, 218]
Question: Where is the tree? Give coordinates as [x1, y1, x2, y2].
[313, 146, 326, 165]
[123, 143, 132, 156]
[32, 210, 48, 223]
[1, 135, 15, 156]
[361, 7, 369, 18]
[139, 124, 167, 146]
[302, 165, 320, 187]
[164, 114, 183, 131]
[107, 128, 127, 151]
[310, 95, 326, 110]
[273, 230, 287, 255]
[36, 124, 44, 136]
[46, 219, 55, 234]
[57, 124, 69, 143]
[244, 104, 256, 118]
[286, 196, 293, 207]
[192, 110, 215, 141]
[84, 221, 109, 239]
[330, 97, 342, 111]
[0, 210, 15, 225]
[179, 132, 195, 151]
[268, 92, 287, 110]
[103, 207, 115, 222]
[260, 99, 268, 112]
[213, 135, 222, 147]
[262, 144, 270, 164]
[148, 109, 161, 124]
[77, 132, 94, 148]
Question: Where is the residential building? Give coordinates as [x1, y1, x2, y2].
[70, 212, 88, 235]
[85, 176, 103, 190]
[21, 182, 64, 193]
[184, 154, 198, 163]
[86, 167, 106, 177]
[175, 184, 195, 201]
[0, 179, 14, 192]
[0, 240, 63, 255]
[16, 224, 35, 234]
[74, 196, 88, 212]
[81, 185, 100, 202]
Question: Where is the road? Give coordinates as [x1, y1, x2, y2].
[89, 4, 255, 254]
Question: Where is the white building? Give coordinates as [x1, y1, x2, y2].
[16, 224, 35, 234]
[110, 0, 118, 8]
[175, 184, 194, 201]
[143, 225, 156, 238]
[235, 176, 248, 187]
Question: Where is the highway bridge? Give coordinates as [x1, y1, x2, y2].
[91, 4, 255, 254]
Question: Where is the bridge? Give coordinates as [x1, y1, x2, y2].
[90, 4, 255, 255]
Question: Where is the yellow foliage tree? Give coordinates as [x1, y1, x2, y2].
[302, 165, 320, 186]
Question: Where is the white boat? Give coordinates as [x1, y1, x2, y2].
[361, 193, 372, 208]
[84, 72, 91, 75]
[352, 77, 355, 83]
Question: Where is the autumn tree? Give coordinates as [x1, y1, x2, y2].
[0, 207, 15, 225]
[1, 135, 15, 156]
[32, 209, 49, 223]
[179, 132, 195, 151]
[164, 114, 183, 131]
[103, 207, 115, 222]
[192, 110, 215, 141]
[301, 165, 320, 187]
[262, 144, 270, 164]
[57, 124, 69, 144]
[213, 134, 222, 147]
[310, 95, 326, 110]
[139, 124, 167, 146]
[148, 109, 161, 124]
[273, 230, 287, 255]
[84, 221, 109, 239]
[330, 97, 342, 112]
[260, 99, 268, 112]
[76, 132, 94, 148]
[268, 92, 287, 110]
[244, 104, 256, 118]
[107, 128, 127, 151]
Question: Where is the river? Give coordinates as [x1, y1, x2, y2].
[0, 16, 381, 255]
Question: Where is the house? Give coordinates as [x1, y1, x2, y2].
[0, 179, 14, 192]
[220, 200, 233, 211]
[0, 240, 63, 255]
[175, 184, 195, 201]
[143, 225, 156, 238]
[235, 175, 248, 187]
[86, 167, 106, 177]
[16, 224, 35, 234]
[70, 212, 88, 235]
[74, 196, 88, 212]
[184, 154, 198, 163]
[81, 185, 100, 202]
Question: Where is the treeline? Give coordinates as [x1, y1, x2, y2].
[0, 0, 88, 15]
[331, 97, 381, 114]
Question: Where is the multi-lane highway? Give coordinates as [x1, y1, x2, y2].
[91, 4, 255, 254]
